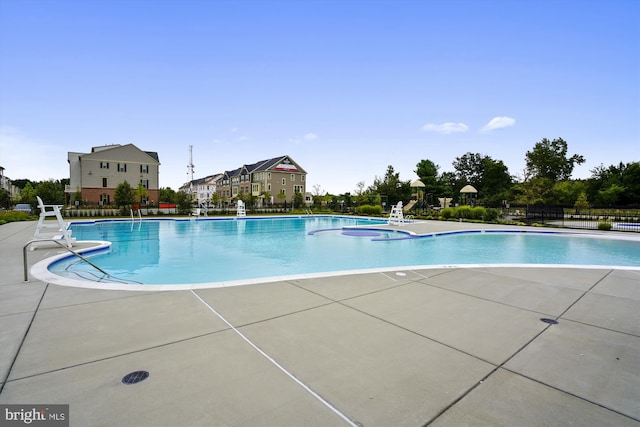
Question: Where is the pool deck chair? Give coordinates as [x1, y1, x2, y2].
[388, 201, 404, 226]
[191, 208, 201, 217]
[34, 196, 74, 248]
[237, 200, 246, 217]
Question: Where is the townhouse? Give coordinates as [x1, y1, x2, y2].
[67, 144, 160, 205]
[215, 155, 307, 206]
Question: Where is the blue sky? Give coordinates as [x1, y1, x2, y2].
[1, 0, 638, 195]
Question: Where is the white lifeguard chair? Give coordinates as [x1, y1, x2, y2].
[237, 200, 246, 217]
[34, 196, 74, 248]
[388, 201, 404, 226]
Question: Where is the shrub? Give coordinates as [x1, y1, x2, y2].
[470, 207, 486, 220]
[597, 221, 612, 231]
[455, 206, 472, 219]
[440, 207, 454, 219]
[483, 208, 499, 222]
[357, 205, 383, 216]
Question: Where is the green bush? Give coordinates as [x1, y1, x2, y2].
[483, 208, 499, 222]
[597, 221, 612, 231]
[0, 211, 36, 223]
[356, 205, 383, 216]
[470, 207, 486, 220]
[455, 206, 472, 219]
[440, 207, 454, 219]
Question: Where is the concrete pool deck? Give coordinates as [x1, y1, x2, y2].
[1, 219, 639, 426]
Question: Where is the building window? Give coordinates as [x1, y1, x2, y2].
[102, 178, 108, 188]
[268, 172, 271, 180]
[117, 163, 127, 172]
[294, 185, 303, 193]
[282, 178, 286, 185]
[141, 179, 149, 189]
[100, 194, 110, 204]
[280, 189, 286, 195]
[100, 162, 109, 169]
[301, 175, 305, 182]
[140, 164, 149, 173]
[291, 174, 295, 181]
[267, 184, 271, 191]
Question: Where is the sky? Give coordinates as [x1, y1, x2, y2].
[1, 0, 638, 195]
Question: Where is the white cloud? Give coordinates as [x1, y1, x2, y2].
[480, 116, 516, 133]
[421, 122, 468, 134]
[303, 133, 318, 141]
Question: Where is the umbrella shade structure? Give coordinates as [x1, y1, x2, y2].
[411, 180, 426, 201]
[459, 184, 478, 206]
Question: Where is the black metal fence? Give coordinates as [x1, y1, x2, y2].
[506, 205, 640, 233]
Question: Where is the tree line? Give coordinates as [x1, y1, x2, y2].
[3, 137, 639, 210]
[318, 137, 639, 209]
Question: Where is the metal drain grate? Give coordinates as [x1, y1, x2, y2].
[122, 370, 149, 385]
[540, 318, 559, 325]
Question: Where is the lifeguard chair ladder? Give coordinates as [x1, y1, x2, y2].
[34, 196, 74, 248]
[387, 201, 404, 226]
[237, 200, 246, 217]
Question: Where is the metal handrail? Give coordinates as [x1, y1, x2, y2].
[23, 239, 108, 282]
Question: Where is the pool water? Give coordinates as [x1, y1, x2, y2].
[49, 216, 640, 286]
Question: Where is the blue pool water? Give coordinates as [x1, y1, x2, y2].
[49, 216, 640, 286]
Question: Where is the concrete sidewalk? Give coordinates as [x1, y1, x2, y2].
[1, 220, 638, 426]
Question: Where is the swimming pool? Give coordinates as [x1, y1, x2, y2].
[34, 216, 640, 290]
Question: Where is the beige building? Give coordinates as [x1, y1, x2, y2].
[216, 155, 307, 206]
[67, 144, 160, 205]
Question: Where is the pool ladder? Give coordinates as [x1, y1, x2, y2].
[23, 239, 108, 282]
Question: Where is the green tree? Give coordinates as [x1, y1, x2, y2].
[35, 180, 64, 204]
[293, 191, 304, 208]
[588, 161, 640, 206]
[438, 172, 456, 199]
[135, 182, 149, 205]
[511, 177, 553, 205]
[210, 192, 220, 208]
[414, 159, 440, 192]
[114, 181, 135, 208]
[175, 191, 193, 214]
[574, 192, 589, 213]
[550, 180, 586, 205]
[452, 153, 484, 188]
[596, 184, 626, 206]
[0, 189, 9, 209]
[369, 165, 410, 208]
[159, 187, 177, 203]
[525, 137, 585, 181]
[19, 182, 37, 206]
[451, 153, 512, 205]
[478, 157, 512, 205]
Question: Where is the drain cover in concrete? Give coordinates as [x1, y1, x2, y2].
[122, 370, 149, 385]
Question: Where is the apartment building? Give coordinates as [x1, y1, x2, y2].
[216, 155, 306, 206]
[67, 144, 160, 205]
[179, 173, 222, 206]
[0, 166, 21, 201]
